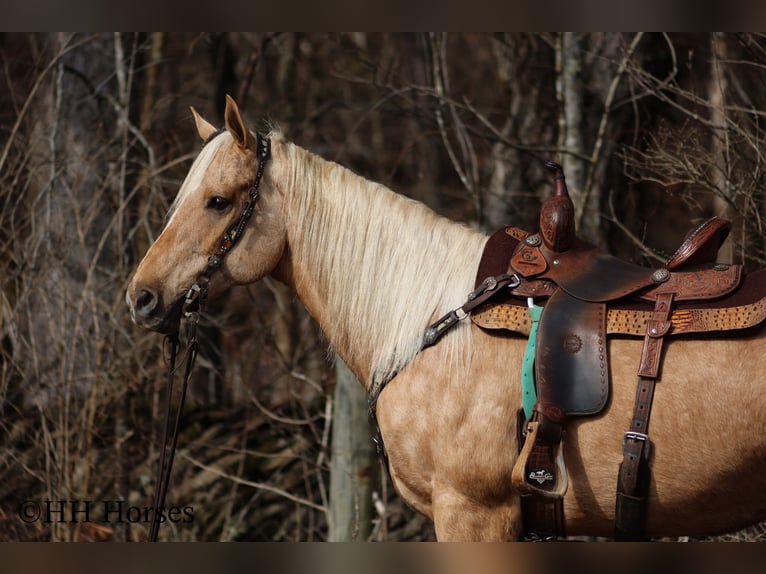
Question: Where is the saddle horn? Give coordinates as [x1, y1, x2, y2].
[540, 161, 575, 253]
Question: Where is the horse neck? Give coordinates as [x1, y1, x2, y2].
[275, 141, 488, 391]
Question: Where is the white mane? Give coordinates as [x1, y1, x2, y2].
[277, 137, 489, 387]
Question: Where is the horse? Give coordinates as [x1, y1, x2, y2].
[126, 95, 766, 541]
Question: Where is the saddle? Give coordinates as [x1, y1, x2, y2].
[471, 162, 766, 540]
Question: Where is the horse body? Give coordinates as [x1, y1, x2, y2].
[379, 325, 766, 540]
[127, 96, 766, 541]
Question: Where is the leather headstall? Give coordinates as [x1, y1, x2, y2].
[148, 132, 271, 542]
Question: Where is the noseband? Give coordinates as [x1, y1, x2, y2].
[149, 133, 271, 542]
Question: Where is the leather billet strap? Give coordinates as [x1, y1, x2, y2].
[614, 291, 675, 540]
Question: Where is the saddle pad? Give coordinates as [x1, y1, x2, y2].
[473, 298, 766, 336]
[472, 268, 766, 337]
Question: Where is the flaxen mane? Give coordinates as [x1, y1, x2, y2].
[277, 135, 489, 387]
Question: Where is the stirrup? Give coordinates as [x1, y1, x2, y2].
[512, 420, 569, 499]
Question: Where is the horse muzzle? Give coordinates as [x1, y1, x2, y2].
[126, 286, 185, 334]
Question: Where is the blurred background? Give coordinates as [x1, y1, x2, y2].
[1, 32, 765, 541]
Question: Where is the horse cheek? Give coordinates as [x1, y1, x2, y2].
[231, 231, 286, 285]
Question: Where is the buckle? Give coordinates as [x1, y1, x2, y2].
[183, 282, 209, 320]
[623, 431, 651, 459]
[185, 283, 201, 301]
[183, 284, 201, 313]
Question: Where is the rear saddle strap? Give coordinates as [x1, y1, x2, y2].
[614, 291, 674, 540]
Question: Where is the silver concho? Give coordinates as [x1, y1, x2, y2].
[525, 234, 542, 247]
[651, 268, 670, 283]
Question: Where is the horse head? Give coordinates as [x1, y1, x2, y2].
[126, 96, 287, 333]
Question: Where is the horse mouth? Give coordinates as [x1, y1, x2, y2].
[155, 294, 187, 334]
[132, 293, 186, 335]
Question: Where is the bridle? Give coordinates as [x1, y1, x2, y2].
[148, 132, 271, 542]
[185, 132, 272, 314]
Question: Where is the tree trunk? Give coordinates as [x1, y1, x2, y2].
[708, 33, 736, 264]
[558, 32, 602, 244]
[328, 356, 376, 541]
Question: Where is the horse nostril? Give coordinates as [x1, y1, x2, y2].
[136, 288, 159, 317]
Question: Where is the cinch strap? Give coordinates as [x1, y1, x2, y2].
[521, 300, 542, 420]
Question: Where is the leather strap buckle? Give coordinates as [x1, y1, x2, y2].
[623, 431, 651, 459]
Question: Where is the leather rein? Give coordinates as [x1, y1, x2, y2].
[148, 133, 271, 541]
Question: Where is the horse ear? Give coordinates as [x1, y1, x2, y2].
[224, 94, 249, 149]
[191, 106, 217, 142]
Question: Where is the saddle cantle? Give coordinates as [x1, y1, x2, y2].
[470, 161, 766, 540]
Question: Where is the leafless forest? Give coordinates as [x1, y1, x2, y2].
[1, 32, 766, 541]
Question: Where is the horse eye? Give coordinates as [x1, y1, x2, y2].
[206, 195, 231, 212]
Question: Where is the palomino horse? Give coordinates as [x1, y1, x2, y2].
[127, 96, 766, 541]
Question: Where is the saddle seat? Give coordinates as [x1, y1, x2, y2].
[470, 162, 766, 540]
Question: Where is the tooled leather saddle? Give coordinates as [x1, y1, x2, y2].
[471, 162, 766, 540]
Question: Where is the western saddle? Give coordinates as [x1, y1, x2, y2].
[470, 162, 766, 540]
